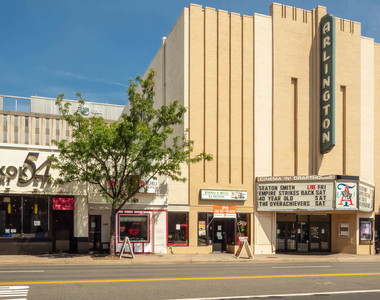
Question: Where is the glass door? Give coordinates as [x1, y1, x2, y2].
[297, 222, 309, 252]
[287, 223, 297, 251]
[309, 215, 331, 252]
[310, 224, 320, 251]
[276, 222, 286, 251]
[276, 222, 296, 252]
[310, 222, 330, 251]
[320, 222, 330, 250]
[89, 215, 101, 251]
[213, 219, 227, 253]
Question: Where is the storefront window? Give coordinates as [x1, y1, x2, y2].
[168, 212, 188, 246]
[119, 215, 149, 242]
[198, 213, 207, 246]
[208, 213, 213, 245]
[23, 196, 49, 237]
[0, 196, 22, 237]
[198, 213, 215, 246]
[236, 213, 250, 244]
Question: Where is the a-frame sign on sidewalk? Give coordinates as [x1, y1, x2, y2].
[234, 240, 253, 259]
[119, 237, 135, 259]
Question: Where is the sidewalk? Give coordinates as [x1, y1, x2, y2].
[1, 252, 380, 265]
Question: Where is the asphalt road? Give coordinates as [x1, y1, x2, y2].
[1, 261, 380, 299]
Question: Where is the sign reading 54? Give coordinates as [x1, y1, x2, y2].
[0, 152, 54, 186]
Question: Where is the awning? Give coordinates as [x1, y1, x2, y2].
[53, 197, 75, 210]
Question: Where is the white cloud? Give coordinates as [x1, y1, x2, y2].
[39, 86, 127, 105]
[53, 70, 128, 87]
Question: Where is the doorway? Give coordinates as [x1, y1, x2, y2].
[276, 222, 297, 252]
[212, 218, 235, 253]
[276, 214, 330, 253]
[89, 215, 102, 252]
[53, 210, 74, 252]
[310, 221, 330, 251]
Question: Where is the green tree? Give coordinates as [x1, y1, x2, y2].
[50, 70, 212, 255]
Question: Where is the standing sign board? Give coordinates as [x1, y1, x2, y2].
[235, 240, 253, 259]
[119, 237, 135, 259]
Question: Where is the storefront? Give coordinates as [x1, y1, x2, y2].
[256, 175, 375, 254]
[193, 190, 251, 253]
[111, 177, 168, 254]
[0, 146, 88, 254]
[276, 213, 331, 252]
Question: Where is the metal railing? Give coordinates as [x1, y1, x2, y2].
[0, 95, 31, 112]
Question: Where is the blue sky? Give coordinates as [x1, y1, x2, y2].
[1, 0, 379, 111]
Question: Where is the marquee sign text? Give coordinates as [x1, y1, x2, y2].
[257, 182, 334, 211]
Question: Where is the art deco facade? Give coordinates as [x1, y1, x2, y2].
[2, 2, 380, 255]
[127, 2, 380, 255]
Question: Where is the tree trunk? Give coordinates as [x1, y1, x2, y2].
[109, 204, 116, 256]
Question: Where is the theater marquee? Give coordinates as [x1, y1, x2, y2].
[256, 176, 375, 212]
[257, 182, 334, 211]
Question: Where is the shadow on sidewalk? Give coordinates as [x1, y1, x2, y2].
[31, 252, 115, 260]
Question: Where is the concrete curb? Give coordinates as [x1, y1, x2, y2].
[0, 253, 380, 266]
[1, 254, 380, 266]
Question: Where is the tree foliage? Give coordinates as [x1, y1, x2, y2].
[50, 70, 212, 254]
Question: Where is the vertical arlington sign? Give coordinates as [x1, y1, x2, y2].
[320, 14, 336, 154]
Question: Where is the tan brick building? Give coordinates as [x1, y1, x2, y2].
[130, 2, 380, 255]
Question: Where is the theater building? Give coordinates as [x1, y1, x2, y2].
[129, 2, 380, 255]
[3, 2, 380, 256]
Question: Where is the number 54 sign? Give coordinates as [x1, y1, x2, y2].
[0, 152, 54, 186]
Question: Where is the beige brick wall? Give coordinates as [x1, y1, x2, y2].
[318, 18, 361, 175]
[374, 43, 380, 213]
[188, 4, 256, 249]
[271, 3, 316, 177]
[360, 37, 374, 182]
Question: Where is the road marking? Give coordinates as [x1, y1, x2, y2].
[169, 289, 380, 299]
[0, 270, 44, 273]
[1, 272, 380, 285]
[0, 286, 29, 299]
[272, 266, 331, 269]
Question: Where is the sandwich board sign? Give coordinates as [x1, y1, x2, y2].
[234, 240, 253, 259]
[119, 237, 135, 259]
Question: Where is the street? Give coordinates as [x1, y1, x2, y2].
[1, 261, 380, 299]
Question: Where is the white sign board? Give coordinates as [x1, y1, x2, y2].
[359, 183, 374, 212]
[201, 190, 247, 201]
[139, 177, 158, 194]
[257, 182, 334, 211]
[335, 182, 357, 210]
[338, 223, 349, 237]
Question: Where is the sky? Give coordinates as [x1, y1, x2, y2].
[1, 0, 379, 111]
